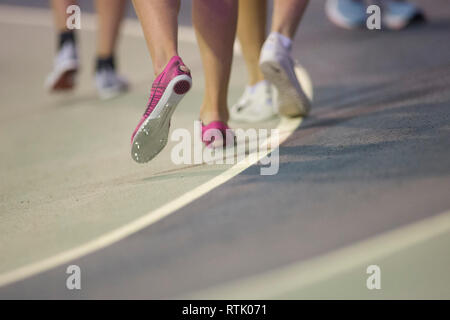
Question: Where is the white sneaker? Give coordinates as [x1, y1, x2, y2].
[383, 0, 425, 30]
[45, 41, 79, 91]
[95, 67, 129, 100]
[259, 33, 311, 117]
[230, 80, 275, 123]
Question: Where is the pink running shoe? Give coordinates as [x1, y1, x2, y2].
[131, 56, 192, 163]
[201, 121, 235, 148]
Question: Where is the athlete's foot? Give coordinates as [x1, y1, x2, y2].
[230, 80, 276, 123]
[201, 121, 234, 149]
[200, 109, 233, 148]
[259, 33, 311, 118]
[131, 56, 192, 163]
[45, 41, 79, 91]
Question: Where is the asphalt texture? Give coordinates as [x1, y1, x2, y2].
[0, 0, 449, 299]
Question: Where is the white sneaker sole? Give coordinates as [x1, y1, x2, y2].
[45, 60, 78, 91]
[260, 59, 311, 117]
[131, 74, 192, 163]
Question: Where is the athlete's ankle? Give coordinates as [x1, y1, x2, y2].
[153, 53, 179, 76]
[95, 55, 116, 72]
[247, 70, 266, 86]
[58, 30, 76, 50]
[246, 80, 269, 93]
[267, 32, 293, 52]
[199, 109, 229, 125]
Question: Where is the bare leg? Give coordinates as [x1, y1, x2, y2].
[132, 0, 180, 75]
[95, 0, 127, 58]
[193, 0, 238, 124]
[236, 0, 267, 86]
[272, 0, 309, 39]
[50, 0, 77, 31]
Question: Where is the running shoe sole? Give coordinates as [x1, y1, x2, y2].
[47, 68, 77, 91]
[260, 59, 311, 117]
[131, 74, 192, 163]
[45, 59, 79, 91]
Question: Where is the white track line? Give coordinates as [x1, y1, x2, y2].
[0, 117, 302, 287]
[188, 209, 450, 299]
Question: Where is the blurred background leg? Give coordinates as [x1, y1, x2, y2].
[45, 0, 79, 91]
[95, 0, 127, 58]
[50, 0, 77, 31]
[94, 0, 129, 99]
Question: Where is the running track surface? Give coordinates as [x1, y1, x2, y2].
[0, 0, 449, 299]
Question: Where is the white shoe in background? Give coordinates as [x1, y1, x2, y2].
[95, 67, 129, 100]
[230, 80, 276, 123]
